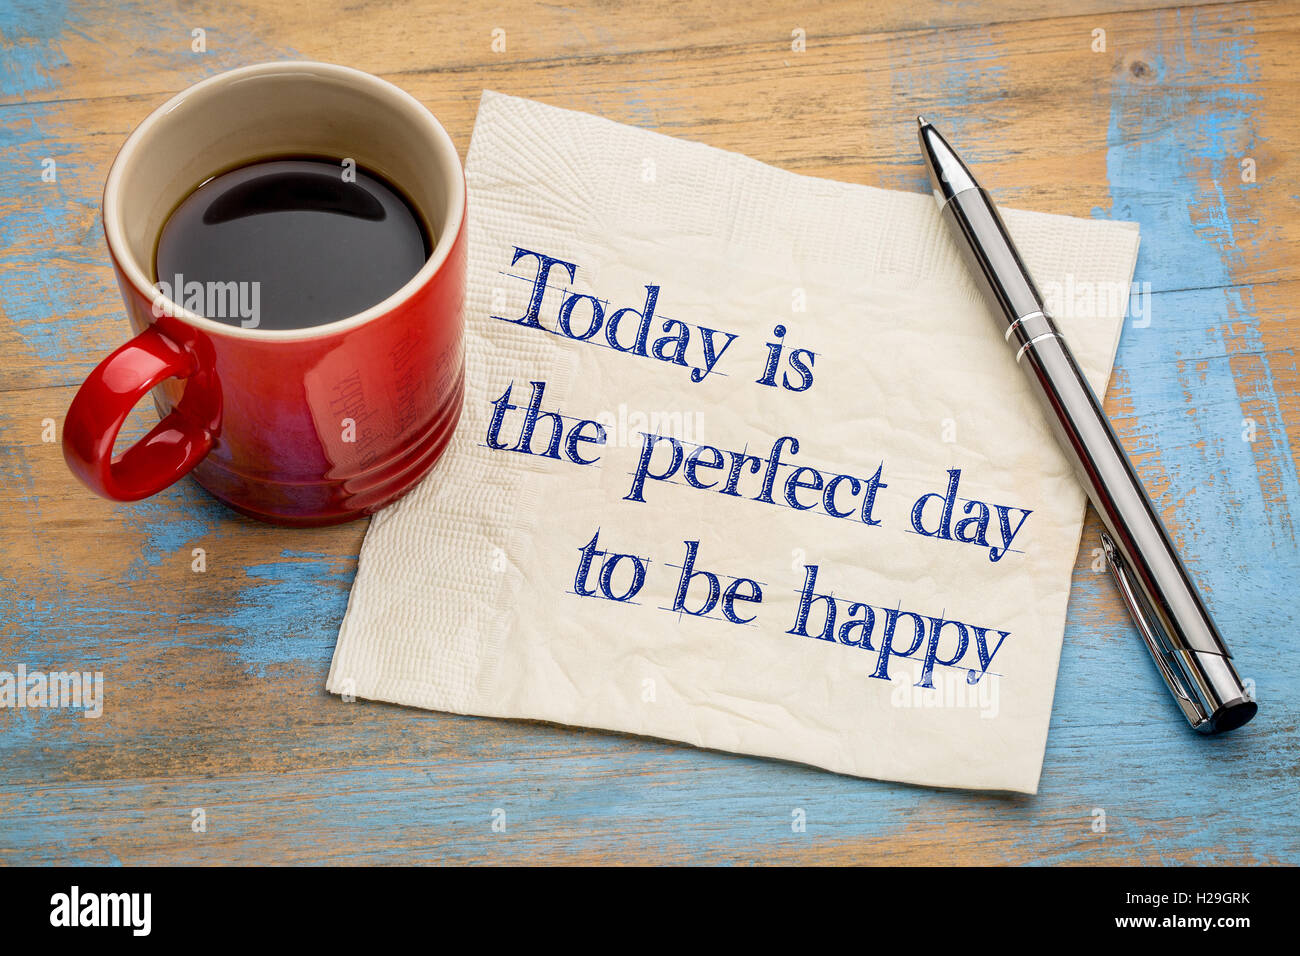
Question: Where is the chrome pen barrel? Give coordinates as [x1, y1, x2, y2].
[940, 185, 1256, 734]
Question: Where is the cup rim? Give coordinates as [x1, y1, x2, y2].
[102, 60, 465, 343]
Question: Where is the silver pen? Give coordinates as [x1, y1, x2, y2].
[918, 117, 1256, 734]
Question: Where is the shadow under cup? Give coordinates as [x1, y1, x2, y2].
[75, 62, 468, 525]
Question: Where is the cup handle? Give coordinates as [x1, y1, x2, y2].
[63, 325, 215, 501]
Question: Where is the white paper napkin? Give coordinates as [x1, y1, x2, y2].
[327, 91, 1140, 793]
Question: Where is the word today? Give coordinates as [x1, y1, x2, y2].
[496, 247, 737, 383]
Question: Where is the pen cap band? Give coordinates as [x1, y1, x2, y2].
[942, 188, 1047, 323]
[1004, 312, 1064, 363]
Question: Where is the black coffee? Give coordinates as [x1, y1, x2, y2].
[154, 157, 431, 331]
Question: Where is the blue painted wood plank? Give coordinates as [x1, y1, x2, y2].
[1, 0, 1295, 865]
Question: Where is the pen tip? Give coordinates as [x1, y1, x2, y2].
[916, 114, 929, 128]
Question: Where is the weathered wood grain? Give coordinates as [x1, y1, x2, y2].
[4, 3, 1297, 391]
[1, 0, 1296, 865]
[0, 0, 1241, 109]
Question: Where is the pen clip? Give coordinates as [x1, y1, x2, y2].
[1100, 532, 1211, 730]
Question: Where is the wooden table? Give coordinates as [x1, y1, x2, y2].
[2, 0, 1296, 865]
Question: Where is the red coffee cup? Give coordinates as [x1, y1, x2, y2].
[63, 61, 467, 526]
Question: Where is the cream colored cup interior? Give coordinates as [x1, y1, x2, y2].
[104, 62, 464, 337]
